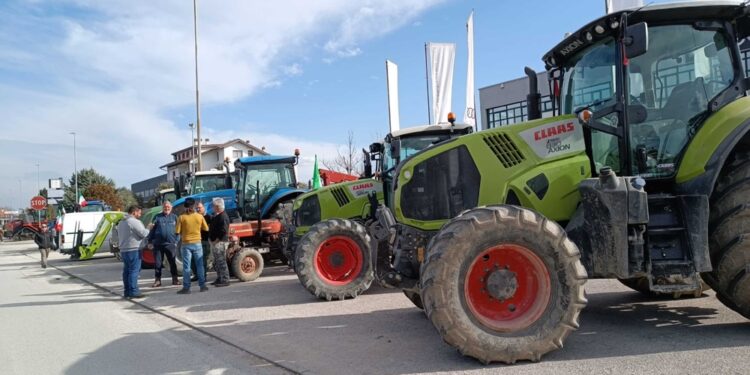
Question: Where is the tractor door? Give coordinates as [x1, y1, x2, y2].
[624, 24, 737, 181]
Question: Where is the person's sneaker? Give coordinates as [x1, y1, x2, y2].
[215, 282, 230, 287]
[130, 294, 146, 299]
[191, 276, 198, 282]
[172, 278, 179, 286]
[152, 280, 162, 288]
[200, 286, 209, 292]
[177, 288, 191, 295]
[210, 279, 220, 286]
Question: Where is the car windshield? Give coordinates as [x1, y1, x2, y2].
[80, 205, 104, 212]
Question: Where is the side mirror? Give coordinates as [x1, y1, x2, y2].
[624, 22, 648, 59]
[362, 148, 373, 178]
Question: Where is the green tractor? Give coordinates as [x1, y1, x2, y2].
[287, 121, 473, 300]
[294, 2, 750, 363]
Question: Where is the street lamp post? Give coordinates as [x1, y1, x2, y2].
[70, 132, 78, 208]
[189, 123, 195, 173]
[193, 0, 203, 172]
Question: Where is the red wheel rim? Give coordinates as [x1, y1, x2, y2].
[464, 244, 551, 332]
[241, 255, 257, 274]
[142, 248, 155, 265]
[314, 236, 363, 286]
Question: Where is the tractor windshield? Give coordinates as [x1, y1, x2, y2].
[191, 174, 228, 194]
[384, 133, 460, 170]
[561, 24, 735, 178]
[241, 163, 295, 219]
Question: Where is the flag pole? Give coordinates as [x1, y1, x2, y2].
[424, 43, 432, 124]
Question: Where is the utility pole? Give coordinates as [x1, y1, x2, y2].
[70, 132, 78, 207]
[189, 123, 195, 173]
[193, 0, 203, 172]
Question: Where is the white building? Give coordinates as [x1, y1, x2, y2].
[161, 139, 268, 181]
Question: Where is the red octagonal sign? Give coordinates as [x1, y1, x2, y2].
[30, 196, 47, 211]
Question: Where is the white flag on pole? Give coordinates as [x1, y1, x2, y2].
[464, 11, 476, 128]
[427, 42, 456, 124]
[385, 60, 400, 133]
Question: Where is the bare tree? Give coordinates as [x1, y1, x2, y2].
[322, 130, 363, 176]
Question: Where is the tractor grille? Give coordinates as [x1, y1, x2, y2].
[483, 133, 525, 168]
[330, 186, 350, 207]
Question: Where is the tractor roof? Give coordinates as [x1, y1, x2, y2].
[390, 123, 474, 138]
[237, 155, 297, 165]
[193, 170, 225, 176]
[543, 1, 746, 70]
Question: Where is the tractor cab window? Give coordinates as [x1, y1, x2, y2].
[191, 174, 227, 194]
[384, 133, 459, 170]
[626, 24, 735, 178]
[241, 163, 295, 218]
[561, 37, 621, 173]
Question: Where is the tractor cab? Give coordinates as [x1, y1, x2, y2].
[543, 1, 750, 191]
[233, 154, 302, 221]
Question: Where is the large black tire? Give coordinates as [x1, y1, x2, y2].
[231, 247, 264, 282]
[295, 219, 374, 301]
[420, 205, 587, 364]
[703, 152, 750, 318]
[618, 276, 709, 299]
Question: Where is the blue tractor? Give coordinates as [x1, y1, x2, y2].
[225, 153, 307, 281]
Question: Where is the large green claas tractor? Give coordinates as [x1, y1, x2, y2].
[288, 122, 473, 300]
[298, 2, 750, 364]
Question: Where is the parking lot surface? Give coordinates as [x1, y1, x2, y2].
[3, 241, 749, 374]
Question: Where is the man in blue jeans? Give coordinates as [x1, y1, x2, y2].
[117, 205, 150, 299]
[175, 198, 209, 294]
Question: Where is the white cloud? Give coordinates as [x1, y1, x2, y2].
[0, 0, 444, 208]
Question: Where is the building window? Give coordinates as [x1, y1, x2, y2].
[248, 150, 254, 156]
[233, 150, 243, 159]
[743, 49, 750, 78]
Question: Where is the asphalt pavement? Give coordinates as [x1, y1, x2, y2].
[1, 240, 749, 375]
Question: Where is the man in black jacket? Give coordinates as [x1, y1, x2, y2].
[209, 198, 231, 287]
[146, 201, 179, 287]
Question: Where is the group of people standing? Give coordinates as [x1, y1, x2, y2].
[116, 197, 231, 299]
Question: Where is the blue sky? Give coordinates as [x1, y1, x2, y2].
[0, 0, 680, 209]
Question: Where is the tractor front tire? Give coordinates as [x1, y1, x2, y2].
[231, 247, 264, 282]
[403, 289, 424, 310]
[295, 219, 374, 301]
[704, 152, 750, 318]
[420, 205, 587, 364]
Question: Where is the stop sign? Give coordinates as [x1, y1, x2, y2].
[30, 196, 47, 211]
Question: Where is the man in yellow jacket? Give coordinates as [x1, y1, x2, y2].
[175, 197, 209, 294]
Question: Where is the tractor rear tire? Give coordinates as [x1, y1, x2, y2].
[420, 205, 587, 364]
[704, 152, 750, 319]
[618, 276, 708, 298]
[295, 219, 374, 301]
[231, 247, 264, 282]
[403, 290, 424, 310]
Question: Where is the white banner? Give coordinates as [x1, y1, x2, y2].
[385, 60, 400, 133]
[464, 11, 476, 128]
[428, 42, 455, 124]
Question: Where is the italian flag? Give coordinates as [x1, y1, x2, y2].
[78, 193, 88, 207]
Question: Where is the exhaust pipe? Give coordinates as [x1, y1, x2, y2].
[525, 66, 542, 121]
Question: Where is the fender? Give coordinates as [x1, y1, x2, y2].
[676, 96, 750, 196]
[261, 188, 307, 218]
